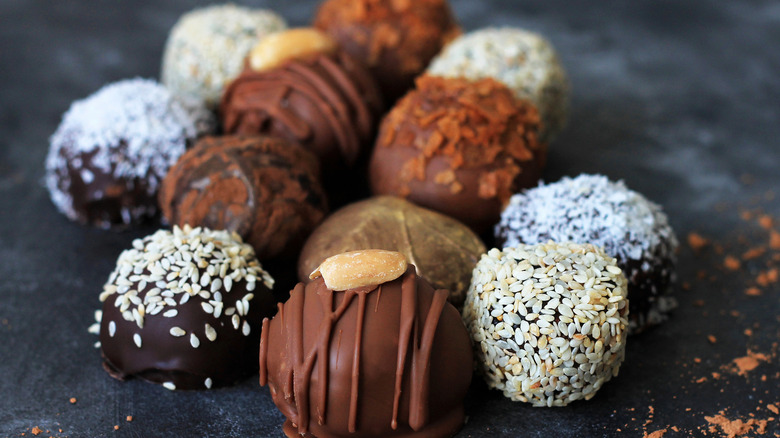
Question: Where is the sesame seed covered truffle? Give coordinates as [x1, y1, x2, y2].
[161, 4, 287, 109]
[45, 78, 214, 229]
[91, 225, 276, 390]
[462, 242, 629, 406]
[428, 27, 569, 143]
[495, 174, 678, 333]
[369, 75, 546, 233]
[314, 0, 461, 103]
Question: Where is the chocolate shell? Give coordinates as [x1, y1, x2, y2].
[260, 266, 472, 437]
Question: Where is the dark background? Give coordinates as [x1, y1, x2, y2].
[1, 1, 779, 437]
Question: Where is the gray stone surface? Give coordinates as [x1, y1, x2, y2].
[1, 1, 778, 436]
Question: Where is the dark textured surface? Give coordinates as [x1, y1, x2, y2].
[1, 1, 779, 437]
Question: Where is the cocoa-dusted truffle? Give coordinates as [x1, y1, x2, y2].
[260, 250, 473, 437]
[495, 174, 679, 333]
[298, 196, 485, 307]
[220, 29, 383, 170]
[161, 4, 287, 109]
[369, 75, 546, 233]
[158, 135, 328, 261]
[45, 78, 213, 229]
[90, 225, 276, 390]
[314, 0, 460, 103]
[462, 243, 629, 406]
[427, 27, 570, 143]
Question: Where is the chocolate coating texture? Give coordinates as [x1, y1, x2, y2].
[369, 75, 546, 233]
[314, 0, 461, 103]
[260, 268, 472, 437]
[298, 196, 486, 307]
[220, 52, 382, 170]
[158, 135, 328, 261]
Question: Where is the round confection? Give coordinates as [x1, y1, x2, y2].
[261, 251, 472, 437]
[462, 242, 629, 406]
[369, 75, 546, 233]
[220, 50, 383, 170]
[427, 27, 569, 143]
[92, 225, 276, 390]
[158, 135, 328, 262]
[161, 4, 287, 109]
[314, 0, 461, 103]
[494, 174, 678, 333]
[298, 196, 485, 307]
[45, 78, 213, 229]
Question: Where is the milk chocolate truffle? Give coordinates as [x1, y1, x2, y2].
[45, 78, 214, 229]
[158, 135, 328, 261]
[427, 27, 569, 143]
[161, 4, 287, 109]
[314, 0, 461, 103]
[220, 29, 383, 170]
[462, 243, 628, 406]
[91, 225, 276, 390]
[298, 196, 485, 307]
[260, 250, 473, 437]
[495, 174, 679, 333]
[369, 75, 546, 233]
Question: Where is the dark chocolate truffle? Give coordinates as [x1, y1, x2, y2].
[314, 0, 460, 103]
[260, 250, 473, 437]
[298, 196, 486, 307]
[220, 49, 382, 170]
[494, 174, 679, 333]
[158, 135, 328, 261]
[92, 225, 276, 390]
[369, 75, 546, 233]
[45, 78, 214, 229]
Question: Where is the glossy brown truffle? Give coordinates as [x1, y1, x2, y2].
[369, 75, 546, 233]
[97, 226, 276, 390]
[298, 196, 485, 307]
[314, 0, 460, 103]
[158, 135, 328, 261]
[260, 266, 473, 438]
[220, 52, 382, 170]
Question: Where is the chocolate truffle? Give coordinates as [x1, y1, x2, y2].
[220, 30, 382, 170]
[45, 78, 213, 229]
[158, 135, 328, 261]
[260, 250, 473, 437]
[462, 243, 629, 406]
[298, 196, 485, 307]
[91, 225, 276, 390]
[495, 174, 678, 333]
[161, 4, 287, 109]
[427, 27, 570, 143]
[369, 75, 546, 233]
[314, 0, 461, 103]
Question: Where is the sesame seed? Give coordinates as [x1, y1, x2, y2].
[163, 382, 176, 391]
[108, 321, 116, 337]
[190, 333, 200, 348]
[242, 320, 250, 336]
[204, 378, 213, 389]
[205, 324, 217, 341]
[133, 334, 142, 348]
[170, 327, 186, 337]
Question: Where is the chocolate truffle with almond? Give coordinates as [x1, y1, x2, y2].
[369, 75, 546, 233]
[260, 250, 472, 437]
[220, 28, 383, 171]
[158, 135, 328, 261]
[314, 0, 460, 103]
[92, 225, 276, 390]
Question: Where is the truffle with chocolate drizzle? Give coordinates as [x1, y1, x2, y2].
[259, 250, 472, 437]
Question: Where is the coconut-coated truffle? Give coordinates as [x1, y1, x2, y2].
[495, 174, 678, 333]
[314, 0, 461, 103]
[158, 135, 328, 261]
[161, 4, 287, 108]
[261, 250, 473, 437]
[427, 27, 569, 143]
[91, 225, 276, 390]
[45, 78, 213, 229]
[462, 242, 629, 406]
[369, 75, 546, 233]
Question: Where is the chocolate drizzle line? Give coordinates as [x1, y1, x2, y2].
[259, 269, 449, 435]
